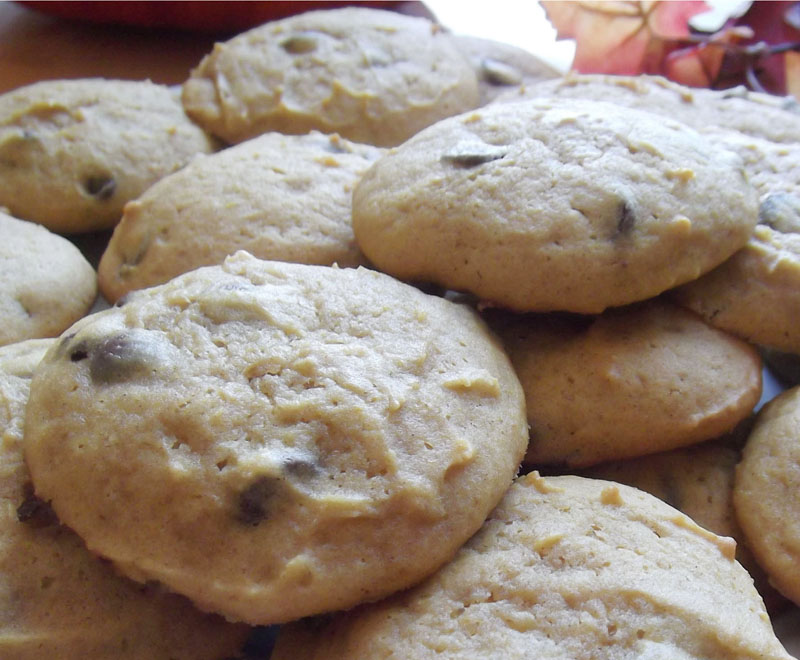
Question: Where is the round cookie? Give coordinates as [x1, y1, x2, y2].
[181, 7, 480, 147]
[670, 222, 800, 354]
[734, 386, 800, 606]
[98, 131, 384, 303]
[23, 251, 528, 625]
[0, 211, 97, 347]
[582, 434, 788, 614]
[491, 299, 762, 468]
[0, 78, 218, 233]
[272, 472, 791, 660]
[446, 34, 561, 105]
[352, 98, 758, 313]
[502, 72, 800, 144]
[0, 339, 252, 659]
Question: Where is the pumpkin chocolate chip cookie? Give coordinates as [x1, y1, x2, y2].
[181, 7, 480, 147]
[23, 252, 527, 625]
[0, 78, 217, 233]
[353, 98, 758, 313]
[272, 472, 791, 659]
[0, 211, 97, 347]
[0, 339, 252, 659]
[98, 131, 383, 303]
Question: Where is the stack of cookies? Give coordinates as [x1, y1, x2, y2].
[1, 5, 798, 659]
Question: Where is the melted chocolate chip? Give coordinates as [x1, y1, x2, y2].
[89, 332, 166, 384]
[84, 176, 116, 201]
[758, 192, 800, 234]
[441, 143, 507, 168]
[615, 199, 636, 237]
[236, 477, 275, 527]
[17, 483, 59, 528]
[280, 33, 317, 54]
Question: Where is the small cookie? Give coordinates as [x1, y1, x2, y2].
[23, 251, 528, 625]
[492, 299, 762, 468]
[670, 221, 800, 354]
[181, 7, 480, 146]
[98, 131, 384, 303]
[0, 78, 217, 233]
[503, 72, 800, 144]
[353, 98, 758, 313]
[582, 434, 788, 614]
[446, 34, 561, 105]
[0, 211, 97, 347]
[272, 472, 790, 659]
[734, 386, 800, 605]
[0, 339, 252, 659]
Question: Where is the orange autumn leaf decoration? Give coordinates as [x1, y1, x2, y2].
[541, 1, 711, 75]
[541, 0, 800, 99]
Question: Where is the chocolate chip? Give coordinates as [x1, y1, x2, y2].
[69, 341, 89, 362]
[16, 483, 59, 528]
[280, 33, 317, 54]
[615, 199, 636, 237]
[84, 175, 116, 201]
[441, 142, 507, 168]
[758, 192, 800, 234]
[236, 477, 275, 527]
[480, 58, 523, 86]
[88, 331, 171, 384]
[283, 456, 318, 479]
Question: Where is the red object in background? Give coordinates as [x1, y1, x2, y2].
[15, 1, 432, 34]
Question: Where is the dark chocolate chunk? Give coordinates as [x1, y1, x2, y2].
[88, 331, 170, 384]
[16, 483, 59, 528]
[236, 476, 275, 527]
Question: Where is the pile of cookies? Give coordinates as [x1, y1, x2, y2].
[1, 5, 799, 658]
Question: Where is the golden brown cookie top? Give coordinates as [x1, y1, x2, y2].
[352, 97, 758, 313]
[0, 78, 217, 233]
[273, 472, 790, 659]
[24, 251, 527, 625]
[182, 7, 480, 146]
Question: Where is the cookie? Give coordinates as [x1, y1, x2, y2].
[670, 221, 800, 354]
[491, 299, 762, 468]
[0, 78, 217, 233]
[181, 7, 480, 147]
[98, 131, 383, 303]
[734, 386, 800, 605]
[0, 338, 252, 659]
[446, 34, 561, 105]
[352, 97, 758, 313]
[0, 211, 97, 347]
[582, 433, 788, 614]
[23, 251, 528, 625]
[272, 472, 790, 659]
[503, 72, 800, 144]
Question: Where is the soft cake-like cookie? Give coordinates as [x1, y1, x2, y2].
[670, 221, 800, 354]
[0, 211, 97, 347]
[0, 78, 217, 233]
[503, 72, 800, 144]
[181, 7, 480, 146]
[272, 472, 791, 660]
[98, 131, 383, 303]
[734, 386, 800, 606]
[23, 251, 528, 625]
[352, 98, 758, 313]
[446, 34, 561, 105]
[492, 299, 762, 468]
[582, 434, 788, 614]
[0, 339, 252, 659]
